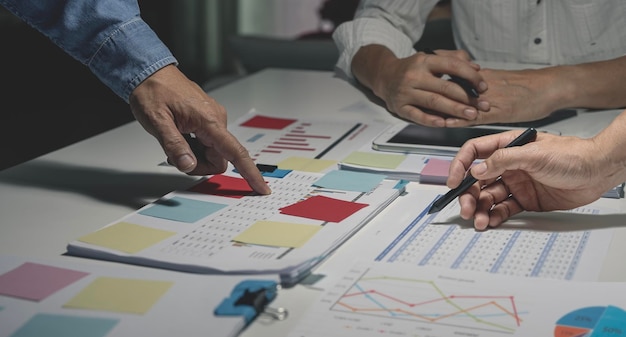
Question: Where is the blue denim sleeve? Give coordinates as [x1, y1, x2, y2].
[0, 0, 178, 102]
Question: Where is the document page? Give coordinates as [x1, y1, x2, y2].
[319, 186, 616, 282]
[66, 169, 404, 285]
[288, 260, 626, 337]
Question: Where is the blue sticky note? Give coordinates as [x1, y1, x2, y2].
[233, 167, 291, 178]
[262, 168, 291, 178]
[139, 196, 227, 223]
[394, 179, 410, 190]
[10, 313, 118, 337]
[313, 170, 387, 192]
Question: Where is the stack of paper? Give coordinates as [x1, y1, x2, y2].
[603, 182, 625, 199]
[338, 149, 455, 185]
[338, 151, 432, 182]
[66, 169, 405, 286]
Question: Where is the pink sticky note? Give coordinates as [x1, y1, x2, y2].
[0, 262, 89, 301]
[280, 195, 369, 223]
[420, 158, 451, 185]
[189, 174, 256, 198]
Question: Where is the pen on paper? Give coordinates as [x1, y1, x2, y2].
[423, 48, 479, 98]
[427, 128, 538, 214]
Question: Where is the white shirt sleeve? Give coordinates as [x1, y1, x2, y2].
[333, 0, 626, 80]
[332, 0, 439, 80]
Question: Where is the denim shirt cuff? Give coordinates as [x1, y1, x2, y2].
[87, 18, 178, 103]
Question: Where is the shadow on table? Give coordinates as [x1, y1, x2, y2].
[0, 160, 200, 210]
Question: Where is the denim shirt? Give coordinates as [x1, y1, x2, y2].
[0, 0, 178, 102]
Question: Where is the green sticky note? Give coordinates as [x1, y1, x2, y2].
[342, 151, 405, 169]
[277, 157, 337, 172]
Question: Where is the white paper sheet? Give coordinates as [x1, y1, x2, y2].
[288, 260, 626, 337]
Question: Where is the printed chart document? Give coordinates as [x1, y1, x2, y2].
[288, 260, 626, 337]
[319, 185, 617, 282]
[69, 110, 405, 285]
[66, 169, 405, 286]
[0, 255, 271, 337]
[229, 109, 391, 167]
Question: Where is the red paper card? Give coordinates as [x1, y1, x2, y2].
[240, 115, 297, 130]
[189, 174, 255, 198]
[279, 195, 369, 223]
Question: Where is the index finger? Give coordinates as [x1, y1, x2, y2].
[427, 54, 486, 96]
[200, 126, 271, 195]
[447, 130, 523, 188]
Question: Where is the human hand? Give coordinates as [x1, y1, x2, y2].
[364, 47, 487, 127]
[445, 67, 565, 127]
[447, 130, 617, 230]
[129, 65, 271, 195]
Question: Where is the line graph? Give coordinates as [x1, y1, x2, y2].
[287, 264, 626, 337]
[331, 270, 525, 334]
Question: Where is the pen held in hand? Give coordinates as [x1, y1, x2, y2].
[427, 128, 538, 214]
[423, 48, 479, 98]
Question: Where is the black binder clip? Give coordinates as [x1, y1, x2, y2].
[214, 280, 287, 325]
[255, 163, 278, 173]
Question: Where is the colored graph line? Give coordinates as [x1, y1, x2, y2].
[333, 275, 524, 333]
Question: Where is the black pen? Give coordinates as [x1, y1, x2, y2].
[423, 48, 479, 98]
[427, 128, 537, 214]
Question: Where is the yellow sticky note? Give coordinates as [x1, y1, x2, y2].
[64, 277, 173, 314]
[342, 151, 405, 169]
[233, 221, 321, 248]
[78, 222, 176, 254]
[277, 157, 337, 172]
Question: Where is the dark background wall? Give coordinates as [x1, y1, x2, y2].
[0, 0, 450, 171]
[0, 1, 183, 171]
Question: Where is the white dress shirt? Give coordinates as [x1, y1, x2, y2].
[333, 0, 626, 79]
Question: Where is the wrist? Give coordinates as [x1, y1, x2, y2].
[592, 112, 626, 186]
[352, 45, 398, 99]
[531, 66, 578, 112]
[545, 64, 603, 109]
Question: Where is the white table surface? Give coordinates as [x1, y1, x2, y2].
[2, 68, 625, 337]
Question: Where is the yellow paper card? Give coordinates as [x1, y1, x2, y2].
[233, 221, 321, 248]
[277, 157, 337, 172]
[78, 222, 176, 254]
[64, 277, 173, 314]
[342, 151, 405, 169]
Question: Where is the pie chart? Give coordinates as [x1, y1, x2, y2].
[554, 306, 626, 337]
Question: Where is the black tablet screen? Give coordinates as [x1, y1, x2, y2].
[387, 124, 507, 147]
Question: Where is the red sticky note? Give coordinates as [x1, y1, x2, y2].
[0, 262, 89, 301]
[280, 195, 369, 223]
[189, 174, 255, 198]
[240, 115, 297, 130]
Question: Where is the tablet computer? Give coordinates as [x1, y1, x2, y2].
[372, 123, 560, 156]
